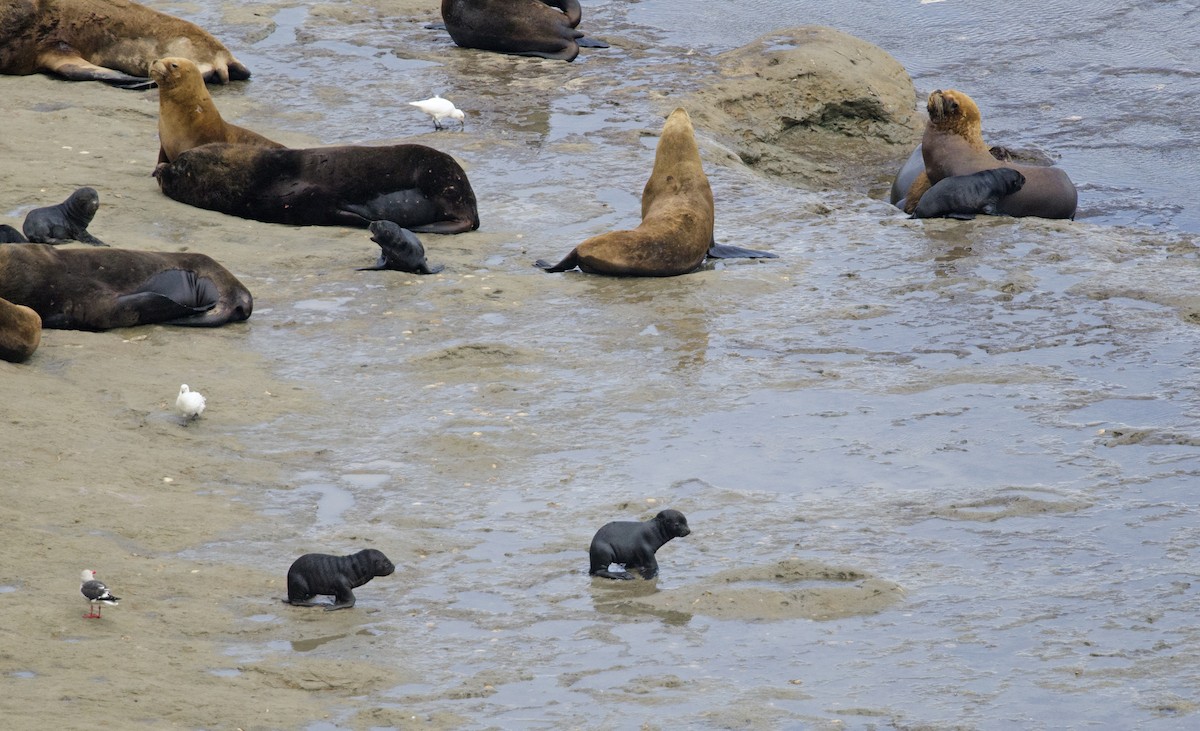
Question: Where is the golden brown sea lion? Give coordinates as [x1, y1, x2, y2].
[0, 295, 41, 363]
[0, 0, 251, 87]
[152, 57, 282, 164]
[903, 89, 1077, 220]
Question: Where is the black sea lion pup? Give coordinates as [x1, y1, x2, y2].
[441, 0, 608, 63]
[359, 221, 444, 274]
[912, 168, 1026, 220]
[589, 509, 691, 580]
[0, 224, 27, 243]
[284, 549, 396, 611]
[22, 187, 107, 246]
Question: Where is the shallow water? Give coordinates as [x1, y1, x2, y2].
[160, 1, 1200, 728]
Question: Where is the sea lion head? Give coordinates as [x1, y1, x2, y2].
[926, 89, 985, 142]
[150, 57, 201, 91]
[655, 509, 691, 539]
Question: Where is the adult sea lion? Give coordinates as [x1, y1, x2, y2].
[902, 89, 1077, 219]
[589, 509, 691, 580]
[911, 168, 1026, 220]
[0, 224, 27, 242]
[154, 142, 480, 234]
[0, 243, 253, 330]
[283, 549, 396, 611]
[0, 0, 251, 87]
[536, 108, 775, 276]
[0, 296, 41, 363]
[22, 186, 106, 246]
[152, 57, 283, 164]
[440, 0, 608, 63]
[359, 221, 444, 274]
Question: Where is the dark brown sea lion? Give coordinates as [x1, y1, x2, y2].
[0, 224, 27, 242]
[0, 243, 253, 330]
[0, 295, 41, 363]
[911, 168, 1026, 220]
[536, 108, 775, 276]
[0, 0, 251, 87]
[283, 549, 396, 611]
[589, 509, 691, 581]
[440, 0, 608, 63]
[902, 89, 1077, 219]
[154, 142, 480, 234]
[359, 221, 444, 274]
[151, 56, 282, 164]
[22, 186, 106, 246]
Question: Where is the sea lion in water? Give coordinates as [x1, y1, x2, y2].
[22, 187, 106, 246]
[0, 295, 41, 363]
[911, 168, 1026, 220]
[359, 221, 444, 274]
[151, 57, 282, 164]
[536, 108, 775, 276]
[0, 224, 27, 242]
[0, 0, 251, 87]
[0, 243, 253, 330]
[440, 0, 608, 63]
[154, 142, 480, 234]
[902, 89, 1077, 219]
[589, 509, 691, 580]
[283, 549, 396, 611]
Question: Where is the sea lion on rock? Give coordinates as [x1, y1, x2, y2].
[0, 296, 41, 363]
[0, 224, 27, 242]
[359, 221, 444, 274]
[440, 0, 608, 63]
[589, 509, 691, 580]
[22, 187, 106, 246]
[284, 549, 396, 611]
[0, 0, 251, 87]
[536, 108, 775, 276]
[912, 168, 1026, 220]
[0, 243, 252, 330]
[152, 57, 283, 164]
[154, 142, 480, 233]
[902, 89, 1077, 219]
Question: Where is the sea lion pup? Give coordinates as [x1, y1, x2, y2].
[0, 224, 27, 242]
[154, 142, 481, 233]
[911, 168, 1026, 220]
[152, 57, 283, 164]
[359, 221, 445, 274]
[0, 243, 253, 330]
[589, 509, 691, 580]
[0, 296, 41, 363]
[283, 549, 396, 611]
[0, 0, 251, 87]
[22, 187, 107, 246]
[536, 108, 775, 276]
[440, 0, 608, 63]
[902, 89, 1077, 219]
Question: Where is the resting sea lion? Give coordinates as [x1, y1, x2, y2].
[152, 57, 283, 164]
[359, 221, 444, 274]
[283, 549, 396, 611]
[589, 509, 691, 580]
[902, 89, 1077, 219]
[912, 168, 1026, 220]
[0, 224, 27, 242]
[536, 108, 775, 276]
[440, 0, 608, 63]
[0, 0, 251, 87]
[0, 243, 253, 330]
[154, 142, 480, 234]
[22, 187, 106, 246]
[0, 296, 41, 363]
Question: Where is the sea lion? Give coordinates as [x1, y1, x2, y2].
[0, 224, 27, 242]
[911, 168, 1026, 220]
[589, 509, 691, 580]
[21, 187, 107, 246]
[283, 549, 396, 611]
[0, 243, 253, 330]
[536, 108, 775, 276]
[0, 295, 41, 363]
[440, 0, 608, 63]
[890, 143, 1025, 209]
[152, 56, 283, 164]
[359, 221, 444, 274]
[154, 142, 480, 234]
[902, 89, 1077, 219]
[0, 0, 251, 87]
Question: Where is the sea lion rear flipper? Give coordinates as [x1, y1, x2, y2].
[534, 251, 580, 273]
[407, 219, 477, 234]
[707, 243, 779, 259]
[576, 36, 609, 49]
[424, 21, 447, 30]
[41, 50, 152, 87]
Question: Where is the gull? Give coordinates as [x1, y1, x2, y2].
[408, 95, 465, 130]
[80, 569, 121, 619]
[176, 384, 206, 420]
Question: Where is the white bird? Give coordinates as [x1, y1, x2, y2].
[176, 384, 206, 420]
[80, 569, 120, 619]
[408, 95, 465, 130]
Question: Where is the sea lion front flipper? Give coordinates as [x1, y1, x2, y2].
[576, 36, 610, 49]
[707, 243, 779, 259]
[75, 231, 108, 247]
[115, 292, 212, 324]
[40, 49, 152, 87]
[534, 251, 580, 273]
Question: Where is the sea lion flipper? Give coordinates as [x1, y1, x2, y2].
[76, 231, 109, 247]
[42, 52, 152, 87]
[116, 292, 211, 323]
[707, 243, 779, 260]
[534, 251, 580, 272]
[575, 36, 609, 49]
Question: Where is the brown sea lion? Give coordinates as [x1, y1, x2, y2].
[0, 243, 253, 330]
[902, 89, 1077, 219]
[0, 0, 251, 87]
[0, 295, 41, 363]
[535, 108, 775, 276]
[440, 0, 608, 63]
[152, 57, 282, 164]
[154, 142, 480, 234]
